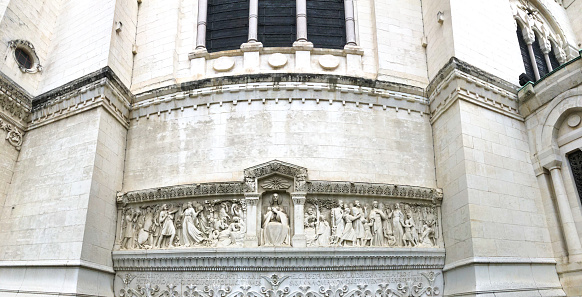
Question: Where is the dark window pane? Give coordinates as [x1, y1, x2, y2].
[206, 0, 249, 52]
[516, 26, 535, 81]
[532, 37, 549, 77]
[568, 149, 582, 204]
[307, 0, 346, 49]
[15, 48, 32, 69]
[549, 45, 561, 70]
[258, 0, 296, 47]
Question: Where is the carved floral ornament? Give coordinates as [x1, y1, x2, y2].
[0, 118, 24, 150]
[511, 0, 568, 62]
[116, 272, 442, 297]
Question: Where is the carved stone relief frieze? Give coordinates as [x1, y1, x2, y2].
[116, 160, 443, 250]
[114, 272, 442, 297]
[117, 198, 246, 250]
[304, 198, 439, 248]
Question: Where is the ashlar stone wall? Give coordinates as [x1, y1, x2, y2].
[123, 98, 436, 192]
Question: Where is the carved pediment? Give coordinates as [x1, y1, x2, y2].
[244, 160, 307, 180]
[244, 160, 308, 193]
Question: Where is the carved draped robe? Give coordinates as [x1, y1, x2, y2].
[182, 207, 204, 246]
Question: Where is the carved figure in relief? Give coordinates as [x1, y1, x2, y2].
[331, 200, 344, 243]
[339, 205, 360, 246]
[121, 208, 137, 249]
[402, 214, 417, 247]
[351, 201, 365, 246]
[262, 204, 290, 246]
[305, 207, 318, 246]
[419, 222, 435, 247]
[156, 204, 177, 248]
[182, 202, 205, 247]
[362, 218, 373, 246]
[391, 203, 405, 247]
[368, 201, 387, 246]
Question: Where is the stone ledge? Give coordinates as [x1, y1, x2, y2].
[443, 256, 557, 272]
[117, 180, 443, 205]
[113, 247, 446, 272]
[0, 259, 115, 274]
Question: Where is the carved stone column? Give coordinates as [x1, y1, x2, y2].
[522, 28, 540, 80]
[296, 0, 308, 42]
[291, 192, 306, 247]
[344, 0, 357, 46]
[244, 193, 260, 247]
[546, 163, 582, 257]
[248, 0, 259, 43]
[196, 0, 208, 50]
[540, 38, 554, 72]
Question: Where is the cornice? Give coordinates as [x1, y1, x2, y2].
[0, 72, 31, 150]
[113, 248, 446, 272]
[29, 69, 133, 130]
[130, 81, 429, 120]
[427, 58, 521, 123]
[117, 180, 443, 205]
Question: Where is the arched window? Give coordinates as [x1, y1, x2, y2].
[512, 0, 568, 84]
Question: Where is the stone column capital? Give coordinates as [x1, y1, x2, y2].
[538, 147, 563, 171]
[291, 192, 306, 205]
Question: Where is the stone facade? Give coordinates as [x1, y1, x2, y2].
[0, 0, 581, 296]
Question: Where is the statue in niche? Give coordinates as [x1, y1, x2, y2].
[156, 204, 178, 248]
[261, 193, 290, 246]
[182, 202, 205, 247]
[121, 207, 137, 249]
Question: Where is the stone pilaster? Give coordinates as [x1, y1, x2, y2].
[291, 192, 306, 247]
[244, 193, 260, 247]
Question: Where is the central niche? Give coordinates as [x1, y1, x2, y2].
[257, 174, 295, 247]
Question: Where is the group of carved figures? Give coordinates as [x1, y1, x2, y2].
[120, 200, 246, 249]
[305, 200, 438, 248]
[119, 197, 438, 249]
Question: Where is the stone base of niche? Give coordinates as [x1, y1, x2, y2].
[113, 248, 445, 297]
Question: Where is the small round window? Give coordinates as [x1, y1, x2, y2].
[9, 40, 42, 73]
[14, 48, 33, 70]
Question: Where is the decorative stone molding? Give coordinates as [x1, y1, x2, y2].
[8, 40, 43, 73]
[427, 58, 521, 123]
[113, 268, 443, 297]
[117, 181, 442, 205]
[0, 73, 32, 128]
[113, 248, 445, 272]
[131, 74, 428, 120]
[30, 67, 133, 130]
[0, 117, 24, 150]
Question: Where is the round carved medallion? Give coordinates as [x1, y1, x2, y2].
[268, 53, 288, 69]
[318, 55, 340, 70]
[213, 56, 235, 72]
[567, 114, 581, 128]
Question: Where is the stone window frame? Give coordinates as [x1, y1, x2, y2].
[8, 40, 42, 74]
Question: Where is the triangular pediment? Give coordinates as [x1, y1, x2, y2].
[244, 160, 307, 180]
